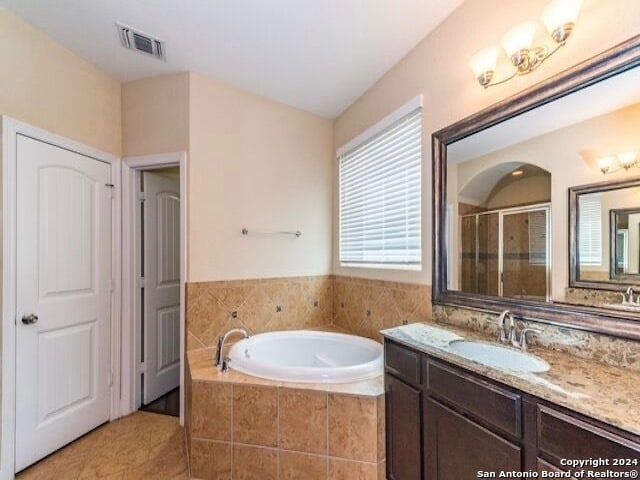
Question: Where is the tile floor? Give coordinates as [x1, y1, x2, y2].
[16, 412, 189, 480]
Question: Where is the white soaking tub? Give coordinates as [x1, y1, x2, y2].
[227, 330, 383, 383]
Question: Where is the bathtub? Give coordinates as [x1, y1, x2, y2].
[227, 330, 383, 383]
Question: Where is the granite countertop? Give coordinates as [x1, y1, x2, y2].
[187, 347, 385, 397]
[382, 322, 640, 436]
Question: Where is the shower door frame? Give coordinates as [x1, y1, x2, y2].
[460, 202, 552, 302]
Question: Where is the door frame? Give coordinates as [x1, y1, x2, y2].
[1, 116, 122, 479]
[120, 152, 188, 423]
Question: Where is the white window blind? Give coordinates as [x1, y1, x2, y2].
[528, 210, 548, 265]
[579, 195, 602, 265]
[339, 108, 422, 267]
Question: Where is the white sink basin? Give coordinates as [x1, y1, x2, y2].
[448, 340, 550, 373]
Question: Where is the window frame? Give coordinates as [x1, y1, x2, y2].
[336, 97, 423, 270]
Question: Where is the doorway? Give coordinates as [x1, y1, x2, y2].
[121, 153, 187, 422]
[137, 168, 181, 415]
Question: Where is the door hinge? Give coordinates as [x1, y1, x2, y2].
[105, 183, 115, 199]
[109, 372, 114, 386]
[139, 362, 146, 374]
[137, 276, 146, 288]
[109, 278, 114, 292]
[137, 191, 146, 202]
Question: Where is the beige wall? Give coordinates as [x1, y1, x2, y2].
[486, 174, 551, 210]
[333, 0, 640, 285]
[121, 73, 190, 156]
[0, 7, 121, 155]
[122, 72, 334, 282]
[188, 72, 333, 281]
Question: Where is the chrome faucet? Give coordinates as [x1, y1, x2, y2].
[517, 328, 540, 352]
[497, 310, 541, 352]
[497, 310, 514, 344]
[623, 286, 638, 304]
[215, 328, 250, 372]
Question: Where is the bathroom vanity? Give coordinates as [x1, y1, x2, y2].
[382, 323, 640, 480]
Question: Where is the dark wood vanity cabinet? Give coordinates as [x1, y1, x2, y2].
[384, 339, 640, 480]
[424, 398, 521, 479]
[385, 342, 423, 479]
[386, 374, 422, 480]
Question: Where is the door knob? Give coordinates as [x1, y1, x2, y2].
[21, 314, 38, 325]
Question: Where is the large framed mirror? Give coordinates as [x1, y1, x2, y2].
[433, 35, 640, 340]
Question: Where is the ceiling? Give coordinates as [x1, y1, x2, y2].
[0, 0, 463, 118]
[458, 162, 524, 205]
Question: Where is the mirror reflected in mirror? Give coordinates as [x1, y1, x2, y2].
[612, 208, 640, 278]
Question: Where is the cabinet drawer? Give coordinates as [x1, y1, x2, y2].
[537, 405, 640, 472]
[385, 341, 421, 386]
[537, 458, 577, 479]
[427, 360, 522, 438]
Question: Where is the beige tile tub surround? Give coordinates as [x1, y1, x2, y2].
[186, 276, 334, 351]
[333, 276, 432, 341]
[186, 275, 432, 351]
[186, 350, 385, 480]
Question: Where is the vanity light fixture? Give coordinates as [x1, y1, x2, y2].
[511, 170, 524, 176]
[597, 151, 639, 175]
[469, 0, 582, 88]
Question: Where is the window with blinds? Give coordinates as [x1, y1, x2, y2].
[338, 108, 422, 268]
[578, 194, 602, 265]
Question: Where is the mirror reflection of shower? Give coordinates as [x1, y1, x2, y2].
[454, 163, 551, 301]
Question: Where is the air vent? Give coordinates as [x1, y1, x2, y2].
[117, 23, 166, 61]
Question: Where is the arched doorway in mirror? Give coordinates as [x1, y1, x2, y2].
[457, 162, 551, 301]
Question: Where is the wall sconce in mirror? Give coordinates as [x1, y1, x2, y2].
[597, 151, 639, 174]
[469, 0, 582, 88]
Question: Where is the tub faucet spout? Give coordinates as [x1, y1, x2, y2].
[215, 328, 251, 372]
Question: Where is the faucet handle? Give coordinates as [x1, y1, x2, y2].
[221, 356, 232, 372]
[214, 336, 224, 366]
[518, 328, 542, 352]
[497, 310, 512, 344]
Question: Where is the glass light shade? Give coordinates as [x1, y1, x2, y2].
[618, 151, 638, 169]
[541, 0, 582, 34]
[597, 156, 615, 173]
[469, 46, 499, 78]
[501, 21, 538, 58]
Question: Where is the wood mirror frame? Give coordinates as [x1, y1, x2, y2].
[432, 35, 640, 341]
[568, 178, 640, 289]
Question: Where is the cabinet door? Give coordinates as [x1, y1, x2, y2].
[386, 374, 422, 480]
[424, 398, 522, 480]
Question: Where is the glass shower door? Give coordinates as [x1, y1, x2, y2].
[500, 207, 549, 301]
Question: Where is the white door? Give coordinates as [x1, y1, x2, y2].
[15, 135, 112, 471]
[142, 171, 180, 404]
